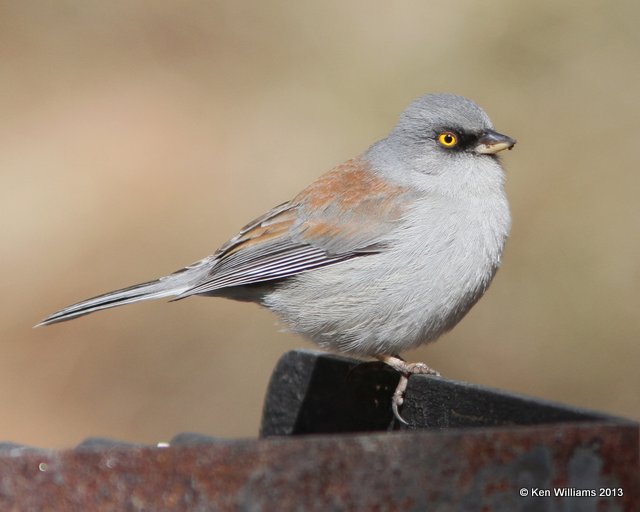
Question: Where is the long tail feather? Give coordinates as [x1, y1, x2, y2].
[35, 277, 191, 327]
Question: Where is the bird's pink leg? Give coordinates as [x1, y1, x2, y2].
[377, 355, 441, 425]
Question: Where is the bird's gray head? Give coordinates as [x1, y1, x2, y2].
[366, 93, 516, 190]
[396, 93, 493, 139]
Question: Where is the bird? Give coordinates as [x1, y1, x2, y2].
[37, 93, 516, 423]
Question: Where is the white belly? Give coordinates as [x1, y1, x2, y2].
[262, 192, 510, 356]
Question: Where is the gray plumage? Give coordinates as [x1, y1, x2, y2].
[38, 93, 514, 362]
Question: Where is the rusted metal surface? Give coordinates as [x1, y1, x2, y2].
[0, 350, 637, 511]
[0, 424, 637, 511]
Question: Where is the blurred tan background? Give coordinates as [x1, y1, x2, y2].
[1, 1, 638, 448]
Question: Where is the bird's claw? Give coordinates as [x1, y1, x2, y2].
[391, 398, 408, 425]
[377, 355, 441, 425]
[391, 373, 409, 425]
[410, 362, 441, 377]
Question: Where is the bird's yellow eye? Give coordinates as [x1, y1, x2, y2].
[437, 131, 458, 148]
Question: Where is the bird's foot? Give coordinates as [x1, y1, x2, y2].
[376, 355, 441, 425]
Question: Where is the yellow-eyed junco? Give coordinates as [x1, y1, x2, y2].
[38, 93, 516, 422]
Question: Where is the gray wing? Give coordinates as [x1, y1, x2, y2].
[175, 159, 411, 298]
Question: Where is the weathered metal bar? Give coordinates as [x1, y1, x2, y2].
[260, 350, 619, 435]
